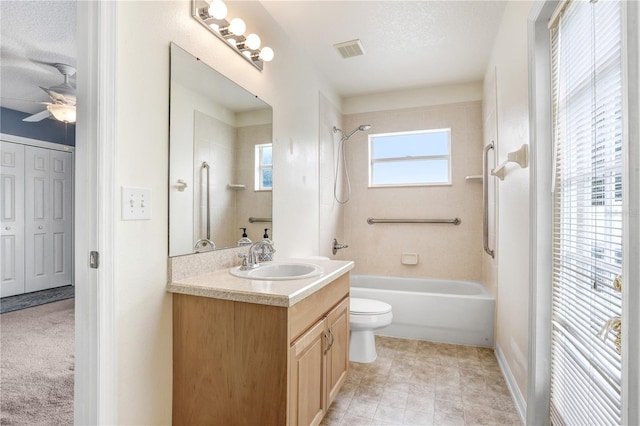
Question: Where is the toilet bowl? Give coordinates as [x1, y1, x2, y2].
[349, 297, 393, 363]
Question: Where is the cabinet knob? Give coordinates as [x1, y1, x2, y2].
[5, 226, 10, 230]
[38, 225, 44, 230]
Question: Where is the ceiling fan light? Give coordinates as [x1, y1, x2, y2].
[47, 104, 76, 123]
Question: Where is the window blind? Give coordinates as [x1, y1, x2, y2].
[550, 0, 623, 425]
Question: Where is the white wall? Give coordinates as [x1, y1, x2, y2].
[318, 93, 345, 258]
[482, 0, 532, 405]
[115, 1, 339, 422]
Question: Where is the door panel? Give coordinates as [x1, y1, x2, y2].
[289, 319, 326, 426]
[0, 142, 25, 297]
[53, 232, 64, 273]
[25, 146, 51, 292]
[49, 150, 72, 287]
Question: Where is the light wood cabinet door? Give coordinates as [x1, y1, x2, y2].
[289, 319, 326, 426]
[325, 297, 349, 406]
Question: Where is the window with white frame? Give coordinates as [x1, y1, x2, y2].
[549, 0, 623, 424]
[255, 143, 272, 191]
[369, 129, 451, 187]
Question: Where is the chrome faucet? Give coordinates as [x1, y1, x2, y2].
[239, 241, 275, 270]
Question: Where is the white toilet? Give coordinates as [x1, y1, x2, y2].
[349, 298, 393, 363]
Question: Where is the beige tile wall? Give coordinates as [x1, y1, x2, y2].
[342, 101, 484, 280]
[482, 68, 499, 299]
[236, 123, 273, 243]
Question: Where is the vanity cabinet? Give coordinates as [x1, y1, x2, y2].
[172, 273, 350, 425]
[288, 297, 349, 426]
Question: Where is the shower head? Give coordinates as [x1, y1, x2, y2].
[333, 124, 372, 140]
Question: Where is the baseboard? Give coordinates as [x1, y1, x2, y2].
[495, 344, 527, 424]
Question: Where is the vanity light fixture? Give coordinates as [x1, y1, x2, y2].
[192, 0, 274, 71]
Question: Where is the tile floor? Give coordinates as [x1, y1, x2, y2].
[322, 336, 522, 426]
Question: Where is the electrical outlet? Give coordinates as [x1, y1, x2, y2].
[122, 187, 152, 220]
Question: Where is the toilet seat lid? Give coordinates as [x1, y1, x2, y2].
[350, 298, 392, 315]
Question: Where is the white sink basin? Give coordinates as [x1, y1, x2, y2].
[230, 262, 324, 281]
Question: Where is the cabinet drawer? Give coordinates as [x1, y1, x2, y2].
[288, 273, 349, 343]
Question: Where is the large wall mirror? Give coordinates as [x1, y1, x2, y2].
[169, 43, 273, 257]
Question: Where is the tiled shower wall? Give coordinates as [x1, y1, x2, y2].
[342, 101, 484, 280]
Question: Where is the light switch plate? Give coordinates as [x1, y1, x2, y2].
[122, 187, 152, 220]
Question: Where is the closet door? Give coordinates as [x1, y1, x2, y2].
[0, 142, 25, 297]
[49, 150, 73, 287]
[25, 146, 52, 292]
[24, 146, 73, 292]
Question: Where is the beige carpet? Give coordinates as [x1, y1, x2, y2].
[0, 299, 74, 425]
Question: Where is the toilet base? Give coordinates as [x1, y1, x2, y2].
[349, 329, 377, 363]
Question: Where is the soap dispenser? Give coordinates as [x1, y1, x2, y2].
[237, 228, 252, 247]
[258, 228, 273, 262]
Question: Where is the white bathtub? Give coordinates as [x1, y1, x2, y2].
[350, 275, 495, 347]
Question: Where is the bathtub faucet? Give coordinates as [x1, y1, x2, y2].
[332, 239, 348, 255]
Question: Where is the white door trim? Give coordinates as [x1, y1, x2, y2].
[527, 1, 640, 424]
[621, 1, 639, 423]
[526, 2, 557, 423]
[0, 133, 75, 153]
[75, 1, 117, 424]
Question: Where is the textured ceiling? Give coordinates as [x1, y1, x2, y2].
[0, 1, 506, 115]
[0, 1, 76, 114]
[261, 1, 506, 97]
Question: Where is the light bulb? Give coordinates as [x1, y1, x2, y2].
[207, 0, 227, 20]
[209, 23, 220, 32]
[227, 38, 236, 47]
[228, 18, 246, 36]
[259, 47, 274, 62]
[47, 104, 76, 123]
[243, 50, 252, 58]
[245, 33, 261, 50]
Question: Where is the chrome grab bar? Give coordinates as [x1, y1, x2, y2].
[483, 142, 495, 258]
[194, 162, 215, 251]
[366, 218, 461, 225]
[248, 217, 272, 223]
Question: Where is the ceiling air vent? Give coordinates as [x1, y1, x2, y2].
[333, 39, 365, 59]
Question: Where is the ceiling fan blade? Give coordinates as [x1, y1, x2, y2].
[22, 109, 51, 122]
[40, 86, 71, 104]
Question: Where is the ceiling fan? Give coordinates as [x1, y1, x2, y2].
[22, 63, 76, 124]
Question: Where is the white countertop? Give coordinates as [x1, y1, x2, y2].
[167, 258, 354, 307]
